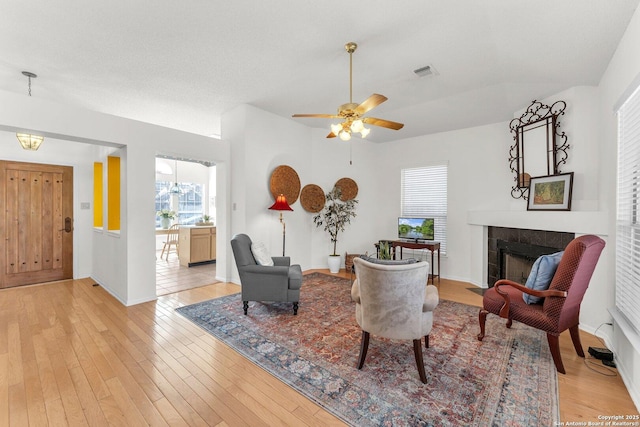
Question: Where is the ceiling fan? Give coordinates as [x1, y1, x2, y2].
[292, 42, 404, 141]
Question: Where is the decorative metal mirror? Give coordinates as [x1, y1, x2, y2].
[508, 100, 569, 200]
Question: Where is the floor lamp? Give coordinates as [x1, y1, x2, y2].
[268, 194, 293, 256]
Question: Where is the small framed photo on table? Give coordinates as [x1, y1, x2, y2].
[527, 172, 574, 211]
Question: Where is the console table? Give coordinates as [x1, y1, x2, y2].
[378, 240, 441, 285]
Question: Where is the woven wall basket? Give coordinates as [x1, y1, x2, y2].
[270, 165, 301, 204]
[300, 184, 326, 213]
[334, 177, 358, 201]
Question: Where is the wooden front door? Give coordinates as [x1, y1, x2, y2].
[0, 161, 73, 288]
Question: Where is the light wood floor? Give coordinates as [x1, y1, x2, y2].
[155, 250, 217, 296]
[0, 270, 636, 425]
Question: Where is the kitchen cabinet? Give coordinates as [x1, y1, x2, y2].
[178, 226, 216, 267]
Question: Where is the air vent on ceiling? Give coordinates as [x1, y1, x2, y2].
[413, 64, 437, 77]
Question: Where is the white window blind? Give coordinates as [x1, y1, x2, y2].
[401, 164, 448, 254]
[616, 83, 640, 332]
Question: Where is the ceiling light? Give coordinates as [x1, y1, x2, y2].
[170, 159, 182, 194]
[17, 71, 44, 151]
[292, 42, 404, 144]
[339, 130, 351, 141]
[351, 119, 364, 133]
[16, 133, 44, 150]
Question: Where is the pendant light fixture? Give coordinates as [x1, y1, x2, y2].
[16, 71, 45, 151]
[170, 159, 182, 194]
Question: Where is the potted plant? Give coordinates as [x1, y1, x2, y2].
[378, 240, 392, 260]
[196, 215, 214, 226]
[156, 209, 177, 229]
[313, 187, 358, 273]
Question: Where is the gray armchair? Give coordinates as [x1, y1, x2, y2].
[230, 233, 303, 315]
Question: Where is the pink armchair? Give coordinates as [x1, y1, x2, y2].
[478, 235, 605, 374]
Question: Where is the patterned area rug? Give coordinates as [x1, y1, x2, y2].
[176, 273, 559, 426]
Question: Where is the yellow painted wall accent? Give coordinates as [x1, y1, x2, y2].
[107, 156, 121, 230]
[93, 162, 104, 227]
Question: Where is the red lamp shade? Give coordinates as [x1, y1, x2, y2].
[269, 194, 293, 211]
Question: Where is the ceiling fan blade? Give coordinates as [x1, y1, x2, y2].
[327, 132, 337, 138]
[355, 94, 388, 115]
[363, 117, 405, 130]
[292, 113, 339, 118]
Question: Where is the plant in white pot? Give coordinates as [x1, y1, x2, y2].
[313, 187, 358, 273]
[156, 209, 177, 229]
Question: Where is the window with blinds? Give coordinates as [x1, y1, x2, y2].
[401, 164, 448, 254]
[616, 83, 640, 332]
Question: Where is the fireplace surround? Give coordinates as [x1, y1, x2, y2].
[487, 226, 575, 287]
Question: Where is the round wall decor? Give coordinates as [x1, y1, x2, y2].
[334, 177, 358, 201]
[270, 165, 301, 204]
[300, 184, 326, 213]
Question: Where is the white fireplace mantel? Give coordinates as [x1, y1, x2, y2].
[467, 210, 609, 237]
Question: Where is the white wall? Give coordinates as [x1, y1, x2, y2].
[222, 104, 384, 277]
[0, 89, 230, 305]
[223, 104, 314, 283]
[308, 127, 379, 268]
[598, 2, 640, 409]
[372, 121, 512, 282]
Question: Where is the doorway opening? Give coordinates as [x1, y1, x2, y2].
[155, 156, 219, 295]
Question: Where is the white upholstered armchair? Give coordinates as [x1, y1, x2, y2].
[351, 257, 439, 383]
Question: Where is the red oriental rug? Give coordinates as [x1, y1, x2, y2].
[177, 273, 559, 426]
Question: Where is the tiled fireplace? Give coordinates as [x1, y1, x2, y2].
[487, 226, 575, 287]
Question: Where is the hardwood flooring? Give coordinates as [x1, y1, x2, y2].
[0, 270, 636, 425]
[155, 250, 218, 296]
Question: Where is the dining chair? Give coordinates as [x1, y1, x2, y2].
[160, 224, 180, 260]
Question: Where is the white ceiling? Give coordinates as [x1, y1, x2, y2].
[1, 1, 638, 143]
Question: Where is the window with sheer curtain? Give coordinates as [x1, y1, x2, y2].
[401, 164, 448, 255]
[616, 83, 640, 332]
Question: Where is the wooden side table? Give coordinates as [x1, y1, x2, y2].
[390, 240, 441, 285]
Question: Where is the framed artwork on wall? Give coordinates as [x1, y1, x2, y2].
[527, 172, 574, 211]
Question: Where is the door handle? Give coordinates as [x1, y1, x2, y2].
[60, 217, 73, 233]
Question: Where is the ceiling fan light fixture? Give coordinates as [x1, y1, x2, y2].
[291, 41, 404, 146]
[350, 119, 364, 133]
